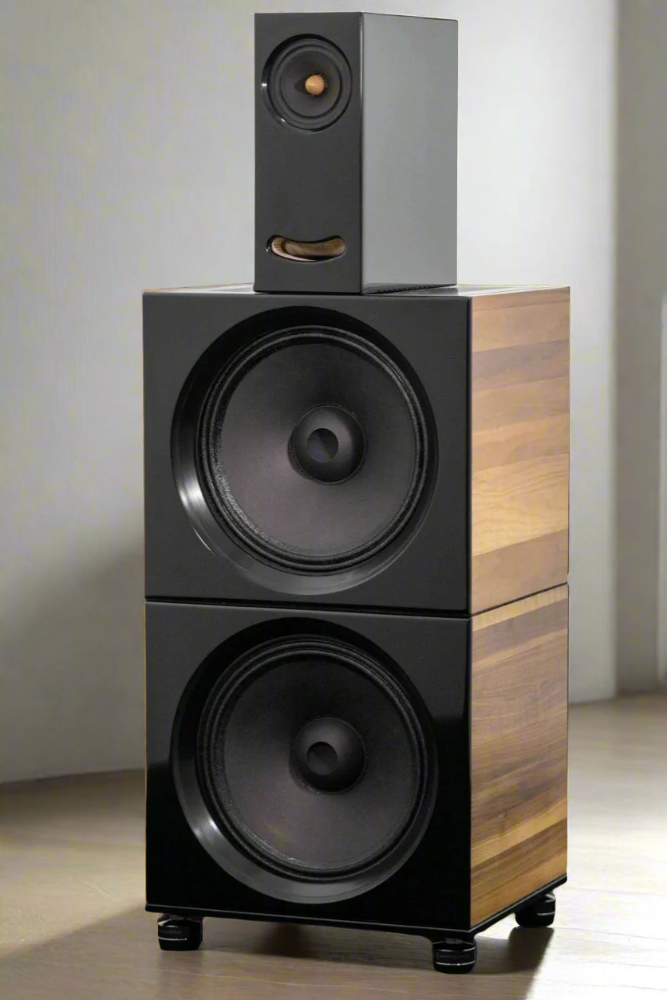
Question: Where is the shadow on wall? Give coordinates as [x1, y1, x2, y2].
[615, 0, 667, 695]
[0, 543, 145, 783]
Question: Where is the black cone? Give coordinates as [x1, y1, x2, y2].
[196, 325, 430, 575]
[195, 635, 432, 882]
[263, 36, 352, 131]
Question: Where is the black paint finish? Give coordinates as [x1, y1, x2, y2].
[255, 14, 362, 294]
[145, 601, 472, 933]
[254, 13, 458, 293]
[143, 287, 469, 611]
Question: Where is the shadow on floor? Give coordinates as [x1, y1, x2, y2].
[252, 918, 553, 975]
[0, 904, 553, 999]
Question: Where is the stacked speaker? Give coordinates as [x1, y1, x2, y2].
[144, 12, 570, 975]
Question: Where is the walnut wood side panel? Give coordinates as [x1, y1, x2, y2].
[470, 585, 568, 927]
[470, 288, 570, 613]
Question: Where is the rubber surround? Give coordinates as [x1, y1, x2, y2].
[262, 36, 352, 130]
[195, 325, 431, 576]
[172, 622, 438, 904]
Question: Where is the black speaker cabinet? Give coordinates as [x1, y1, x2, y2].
[254, 13, 458, 294]
[143, 283, 570, 972]
[144, 284, 569, 615]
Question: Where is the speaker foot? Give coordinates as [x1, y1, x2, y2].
[157, 914, 203, 951]
[432, 936, 476, 974]
[515, 891, 556, 928]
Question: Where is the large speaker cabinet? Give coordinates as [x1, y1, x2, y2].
[143, 284, 570, 974]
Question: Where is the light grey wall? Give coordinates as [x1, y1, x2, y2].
[0, 0, 617, 782]
[661, 296, 667, 688]
[1, 0, 256, 783]
[616, 0, 667, 694]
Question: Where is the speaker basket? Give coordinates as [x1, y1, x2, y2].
[262, 36, 353, 131]
[173, 313, 436, 594]
[172, 624, 437, 904]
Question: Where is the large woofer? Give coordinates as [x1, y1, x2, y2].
[174, 628, 435, 903]
[263, 36, 352, 130]
[195, 324, 431, 578]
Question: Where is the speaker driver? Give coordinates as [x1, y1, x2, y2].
[263, 37, 352, 130]
[193, 634, 433, 895]
[196, 325, 431, 576]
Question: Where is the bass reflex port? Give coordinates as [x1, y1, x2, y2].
[269, 236, 346, 262]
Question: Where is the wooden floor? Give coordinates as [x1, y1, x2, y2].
[1, 695, 666, 999]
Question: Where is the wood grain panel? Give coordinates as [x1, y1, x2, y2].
[472, 376, 569, 433]
[472, 531, 569, 613]
[470, 586, 568, 927]
[472, 413, 569, 473]
[471, 339, 569, 392]
[472, 453, 569, 555]
[471, 288, 570, 613]
[471, 288, 570, 350]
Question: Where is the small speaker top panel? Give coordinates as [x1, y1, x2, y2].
[254, 13, 458, 294]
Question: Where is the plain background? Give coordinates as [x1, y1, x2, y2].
[1, 0, 664, 782]
[616, 2, 667, 695]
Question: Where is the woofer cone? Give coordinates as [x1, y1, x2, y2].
[195, 324, 431, 577]
[174, 628, 435, 902]
[263, 36, 352, 130]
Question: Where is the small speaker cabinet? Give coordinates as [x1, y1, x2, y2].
[254, 12, 458, 293]
[143, 284, 570, 974]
